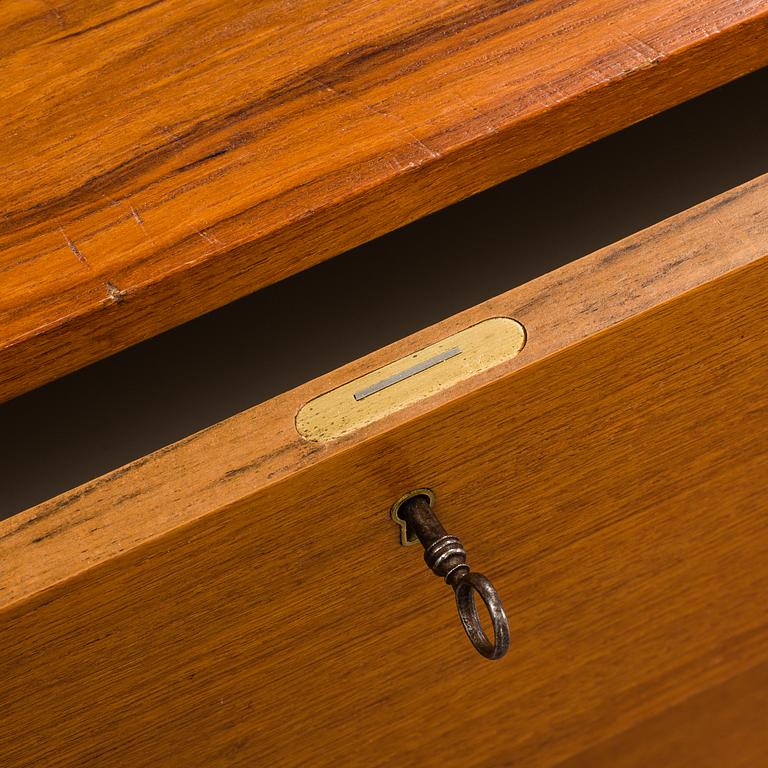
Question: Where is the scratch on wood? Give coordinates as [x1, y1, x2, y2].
[538, 81, 569, 108]
[450, 89, 485, 120]
[198, 230, 221, 246]
[106, 281, 126, 303]
[124, 198, 155, 244]
[130, 204, 144, 225]
[617, 28, 665, 66]
[59, 227, 88, 266]
[309, 76, 441, 160]
[410, 137, 441, 159]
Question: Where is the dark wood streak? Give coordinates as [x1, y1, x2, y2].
[0, 484, 103, 540]
[48, 0, 167, 43]
[0, 426, 205, 539]
[0, 0, 722, 265]
[221, 443, 301, 481]
[31, 513, 100, 544]
[172, 146, 233, 176]
[0, 0, 552, 235]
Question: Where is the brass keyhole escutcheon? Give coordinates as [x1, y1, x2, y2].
[390, 488, 435, 546]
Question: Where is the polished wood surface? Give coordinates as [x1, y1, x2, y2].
[1, 176, 767, 765]
[2, 1, 768, 403]
[558, 660, 768, 767]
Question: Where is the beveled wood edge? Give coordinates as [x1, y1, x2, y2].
[2, 172, 768, 609]
[2, 7, 767, 403]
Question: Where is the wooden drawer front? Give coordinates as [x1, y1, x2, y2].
[1, 176, 767, 766]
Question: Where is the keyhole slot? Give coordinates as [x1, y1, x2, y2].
[390, 488, 435, 546]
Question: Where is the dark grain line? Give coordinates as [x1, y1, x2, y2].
[0, 0, 551, 235]
[49, 0, 166, 43]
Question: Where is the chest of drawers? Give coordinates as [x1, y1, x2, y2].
[1, 2, 767, 765]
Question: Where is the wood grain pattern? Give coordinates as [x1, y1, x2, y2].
[2, 0, 768, 402]
[1, 176, 767, 766]
[557, 659, 768, 767]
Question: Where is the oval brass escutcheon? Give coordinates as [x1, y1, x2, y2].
[295, 317, 526, 441]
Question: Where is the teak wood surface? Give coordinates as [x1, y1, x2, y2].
[2, 174, 768, 766]
[2, 0, 768, 402]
